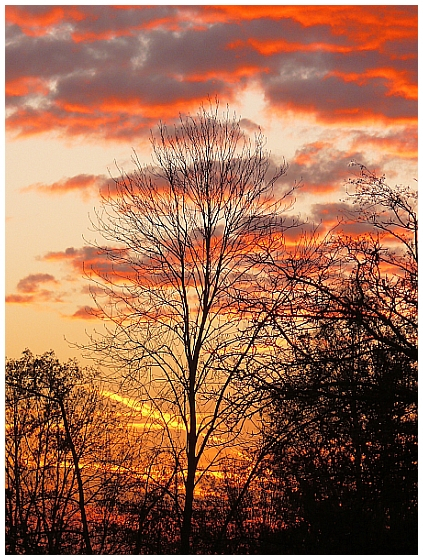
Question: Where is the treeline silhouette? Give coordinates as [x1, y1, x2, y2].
[6, 106, 417, 554]
[6, 323, 417, 554]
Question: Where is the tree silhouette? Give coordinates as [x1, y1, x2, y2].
[82, 102, 297, 552]
[5, 350, 95, 554]
[255, 168, 417, 554]
[261, 320, 417, 553]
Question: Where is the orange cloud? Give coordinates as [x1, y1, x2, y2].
[183, 65, 267, 84]
[6, 294, 35, 304]
[72, 28, 131, 44]
[204, 5, 417, 43]
[329, 68, 417, 101]
[43, 246, 108, 273]
[282, 143, 368, 195]
[23, 174, 110, 200]
[350, 128, 417, 160]
[6, 5, 85, 37]
[71, 7, 194, 42]
[7, 5, 416, 48]
[41, 246, 143, 286]
[102, 390, 186, 430]
[69, 306, 101, 321]
[6, 107, 124, 139]
[7, 101, 207, 142]
[97, 98, 199, 121]
[271, 99, 417, 129]
[228, 38, 352, 57]
[292, 142, 328, 167]
[6, 76, 50, 97]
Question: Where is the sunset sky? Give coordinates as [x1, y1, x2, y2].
[5, 4, 418, 363]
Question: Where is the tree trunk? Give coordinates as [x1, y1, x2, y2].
[180, 381, 197, 554]
[180, 458, 196, 554]
[58, 400, 93, 555]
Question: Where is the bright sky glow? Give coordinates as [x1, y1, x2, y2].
[101, 390, 186, 431]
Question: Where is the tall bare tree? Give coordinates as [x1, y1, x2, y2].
[83, 103, 296, 552]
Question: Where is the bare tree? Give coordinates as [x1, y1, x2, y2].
[83, 102, 297, 552]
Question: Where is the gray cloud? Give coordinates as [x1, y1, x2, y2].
[17, 273, 58, 293]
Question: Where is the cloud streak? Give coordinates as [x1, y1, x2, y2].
[22, 174, 111, 200]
